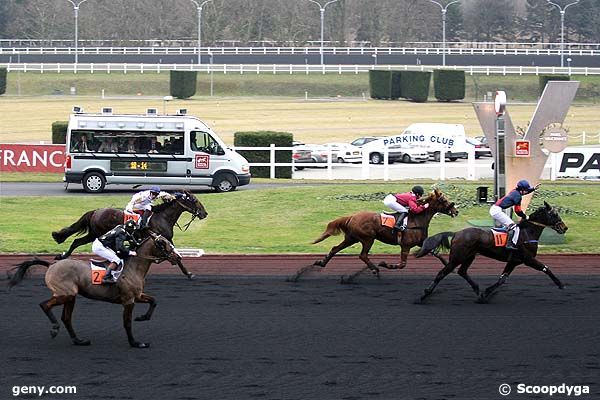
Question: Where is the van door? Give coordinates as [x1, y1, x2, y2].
[187, 131, 228, 185]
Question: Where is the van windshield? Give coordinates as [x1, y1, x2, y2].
[190, 131, 224, 155]
[69, 130, 185, 155]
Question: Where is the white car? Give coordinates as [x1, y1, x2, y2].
[396, 143, 428, 163]
[323, 142, 362, 163]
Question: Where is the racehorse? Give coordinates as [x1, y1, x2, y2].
[289, 189, 459, 283]
[51, 189, 207, 278]
[415, 201, 567, 303]
[8, 231, 181, 348]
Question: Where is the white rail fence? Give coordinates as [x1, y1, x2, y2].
[2, 46, 600, 57]
[234, 145, 574, 181]
[3, 63, 600, 76]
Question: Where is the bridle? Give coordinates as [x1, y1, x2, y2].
[173, 195, 205, 231]
[135, 232, 180, 264]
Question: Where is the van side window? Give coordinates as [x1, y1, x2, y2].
[190, 131, 223, 155]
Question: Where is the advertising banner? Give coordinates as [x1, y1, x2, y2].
[0, 144, 66, 173]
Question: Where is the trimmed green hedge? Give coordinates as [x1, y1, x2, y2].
[434, 69, 465, 101]
[539, 75, 570, 95]
[391, 71, 402, 99]
[233, 131, 293, 179]
[400, 71, 431, 102]
[369, 70, 392, 99]
[52, 121, 68, 144]
[170, 70, 197, 99]
[0, 67, 6, 95]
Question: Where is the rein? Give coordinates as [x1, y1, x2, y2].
[174, 198, 200, 232]
[134, 234, 177, 264]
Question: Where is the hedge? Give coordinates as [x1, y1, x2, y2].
[170, 70, 197, 99]
[391, 71, 402, 99]
[400, 71, 431, 102]
[433, 69, 465, 101]
[538, 75, 570, 96]
[52, 121, 69, 144]
[233, 131, 293, 178]
[0, 67, 6, 95]
[369, 70, 392, 99]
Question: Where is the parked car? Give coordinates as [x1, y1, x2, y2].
[323, 142, 362, 163]
[292, 144, 312, 170]
[350, 136, 404, 164]
[293, 142, 330, 167]
[396, 143, 428, 163]
[467, 137, 492, 159]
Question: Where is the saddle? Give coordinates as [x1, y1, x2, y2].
[124, 211, 141, 225]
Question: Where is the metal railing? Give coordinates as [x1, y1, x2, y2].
[2, 62, 600, 76]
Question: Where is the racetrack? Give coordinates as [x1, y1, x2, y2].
[2, 255, 599, 400]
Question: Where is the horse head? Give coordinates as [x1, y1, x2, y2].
[173, 189, 208, 220]
[528, 201, 568, 234]
[145, 231, 182, 265]
[423, 188, 459, 217]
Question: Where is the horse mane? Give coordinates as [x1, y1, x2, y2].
[151, 189, 196, 214]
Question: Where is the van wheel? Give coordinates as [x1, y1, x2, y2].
[83, 172, 106, 193]
[370, 153, 382, 164]
[213, 173, 237, 193]
[337, 157, 345, 163]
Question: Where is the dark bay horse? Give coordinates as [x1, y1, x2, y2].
[415, 201, 568, 303]
[9, 231, 181, 348]
[290, 189, 459, 283]
[52, 189, 207, 278]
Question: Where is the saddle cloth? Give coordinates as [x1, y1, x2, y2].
[491, 230, 508, 247]
[89, 262, 123, 285]
[123, 211, 141, 225]
[380, 213, 396, 229]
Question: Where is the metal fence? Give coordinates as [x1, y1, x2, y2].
[3, 62, 600, 76]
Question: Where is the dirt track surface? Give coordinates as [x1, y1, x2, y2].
[1, 255, 599, 400]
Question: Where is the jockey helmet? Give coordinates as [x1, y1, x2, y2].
[124, 220, 137, 232]
[516, 180, 532, 191]
[411, 185, 424, 197]
[149, 185, 160, 194]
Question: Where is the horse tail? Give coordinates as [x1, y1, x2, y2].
[415, 232, 454, 258]
[51, 210, 95, 244]
[312, 216, 352, 244]
[7, 258, 51, 289]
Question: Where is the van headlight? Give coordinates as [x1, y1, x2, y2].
[241, 164, 250, 173]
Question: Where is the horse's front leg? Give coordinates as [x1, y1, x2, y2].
[524, 258, 565, 289]
[134, 293, 157, 321]
[479, 262, 519, 303]
[123, 303, 149, 348]
[378, 248, 409, 270]
[357, 239, 380, 277]
[176, 259, 195, 280]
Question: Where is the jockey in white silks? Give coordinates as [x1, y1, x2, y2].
[125, 186, 174, 229]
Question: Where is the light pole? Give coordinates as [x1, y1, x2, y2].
[547, 0, 579, 68]
[427, 0, 460, 67]
[66, 0, 89, 64]
[307, 0, 340, 65]
[190, 0, 214, 64]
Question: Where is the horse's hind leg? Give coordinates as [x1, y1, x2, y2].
[40, 295, 69, 338]
[123, 303, 149, 349]
[315, 236, 358, 268]
[456, 256, 480, 296]
[479, 262, 519, 302]
[134, 293, 157, 322]
[341, 239, 377, 284]
[57, 233, 96, 259]
[416, 261, 458, 303]
[61, 295, 91, 346]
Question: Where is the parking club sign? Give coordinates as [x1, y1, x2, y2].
[514, 140, 530, 157]
[195, 154, 209, 169]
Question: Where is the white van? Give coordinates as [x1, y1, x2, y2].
[64, 107, 251, 193]
[385, 123, 470, 162]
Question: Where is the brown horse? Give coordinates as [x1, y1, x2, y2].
[415, 201, 567, 303]
[51, 189, 207, 278]
[8, 231, 181, 348]
[289, 189, 459, 283]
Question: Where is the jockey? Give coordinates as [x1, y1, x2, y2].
[490, 179, 540, 250]
[125, 186, 174, 229]
[91, 220, 140, 284]
[383, 185, 430, 238]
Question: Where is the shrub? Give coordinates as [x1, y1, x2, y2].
[52, 121, 69, 144]
[369, 70, 392, 99]
[400, 71, 431, 102]
[0, 67, 6, 95]
[538, 75, 570, 96]
[233, 131, 293, 178]
[434, 69, 465, 101]
[169, 70, 197, 99]
[391, 71, 402, 99]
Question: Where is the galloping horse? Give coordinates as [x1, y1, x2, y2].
[9, 231, 181, 348]
[415, 201, 567, 303]
[290, 189, 459, 283]
[52, 189, 207, 277]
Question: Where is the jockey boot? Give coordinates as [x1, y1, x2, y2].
[102, 262, 117, 284]
[140, 210, 152, 229]
[505, 228, 517, 250]
[394, 212, 408, 232]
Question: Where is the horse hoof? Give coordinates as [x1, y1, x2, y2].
[50, 324, 60, 338]
[135, 315, 150, 322]
[399, 264, 407, 270]
[54, 254, 65, 260]
[340, 276, 353, 285]
[73, 338, 91, 346]
[558, 284, 567, 290]
[285, 276, 299, 283]
[413, 297, 426, 305]
[187, 273, 195, 280]
[313, 261, 324, 267]
[130, 341, 150, 349]
[476, 295, 489, 304]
